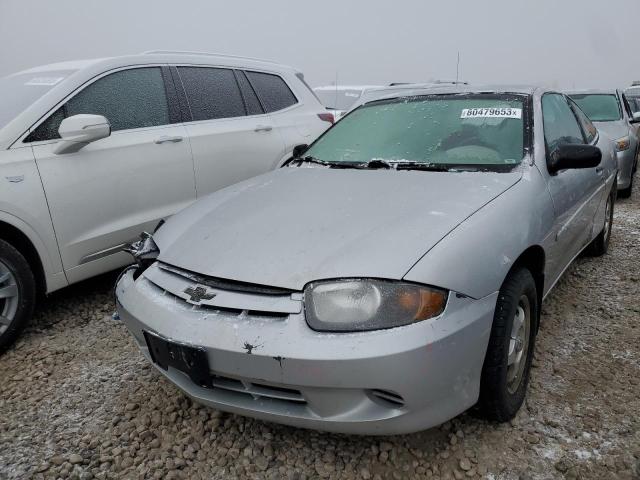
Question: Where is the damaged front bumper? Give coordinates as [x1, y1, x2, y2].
[115, 264, 496, 435]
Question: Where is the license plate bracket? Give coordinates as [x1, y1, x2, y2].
[143, 331, 211, 388]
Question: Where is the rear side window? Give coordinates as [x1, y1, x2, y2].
[245, 71, 297, 112]
[542, 94, 585, 151]
[178, 67, 246, 121]
[26, 67, 169, 142]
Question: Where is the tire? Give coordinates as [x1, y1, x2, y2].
[618, 176, 632, 199]
[478, 267, 538, 422]
[0, 239, 36, 353]
[586, 186, 615, 256]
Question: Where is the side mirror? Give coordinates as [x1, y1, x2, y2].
[547, 144, 602, 174]
[631, 112, 640, 123]
[292, 144, 309, 158]
[53, 114, 111, 155]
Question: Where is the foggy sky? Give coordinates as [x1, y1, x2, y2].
[1, 0, 639, 89]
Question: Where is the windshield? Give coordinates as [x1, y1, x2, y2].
[304, 94, 526, 169]
[314, 89, 363, 111]
[0, 70, 75, 131]
[569, 94, 621, 122]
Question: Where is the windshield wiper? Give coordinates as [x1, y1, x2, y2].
[394, 162, 451, 172]
[289, 156, 370, 169]
[363, 159, 393, 169]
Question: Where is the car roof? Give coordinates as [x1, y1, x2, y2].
[8, 51, 299, 78]
[11, 58, 107, 75]
[313, 85, 383, 92]
[566, 89, 621, 96]
[357, 84, 539, 105]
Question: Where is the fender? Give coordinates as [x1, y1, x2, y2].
[404, 166, 555, 299]
[0, 210, 67, 293]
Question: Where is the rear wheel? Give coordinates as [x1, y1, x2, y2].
[586, 187, 615, 256]
[0, 239, 36, 352]
[478, 268, 538, 422]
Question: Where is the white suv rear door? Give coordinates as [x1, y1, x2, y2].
[172, 66, 285, 197]
[27, 66, 196, 283]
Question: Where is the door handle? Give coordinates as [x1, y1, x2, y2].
[254, 125, 273, 132]
[155, 135, 183, 144]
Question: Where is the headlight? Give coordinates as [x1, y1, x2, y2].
[304, 279, 448, 332]
[615, 136, 630, 152]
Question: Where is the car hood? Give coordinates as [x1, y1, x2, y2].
[594, 120, 628, 139]
[156, 167, 522, 290]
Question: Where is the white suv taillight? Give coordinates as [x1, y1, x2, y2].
[317, 112, 334, 124]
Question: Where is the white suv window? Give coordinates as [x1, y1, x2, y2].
[177, 67, 246, 121]
[245, 71, 297, 112]
[25, 67, 169, 142]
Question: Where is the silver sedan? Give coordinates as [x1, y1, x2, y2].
[116, 86, 617, 435]
[569, 89, 639, 198]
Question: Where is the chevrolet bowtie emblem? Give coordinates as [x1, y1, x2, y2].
[183, 285, 216, 304]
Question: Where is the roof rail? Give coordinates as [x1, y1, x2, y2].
[141, 50, 276, 64]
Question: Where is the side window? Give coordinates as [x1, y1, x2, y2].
[177, 67, 246, 121]
[235, 71, 264, 116]
[568, 98, 597, 144]
[245, 71, 297, 112]
[541, 94, 585, 152]
[25, 67, 170, 142]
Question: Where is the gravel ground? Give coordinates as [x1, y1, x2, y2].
[1, 182, 639, 480]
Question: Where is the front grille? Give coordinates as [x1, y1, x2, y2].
[142, 262, 302, 319]
[210, 374, 306, 404]
[158, 262, 294, 296]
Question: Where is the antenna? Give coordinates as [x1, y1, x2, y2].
[455, 51, 460, 84]
[334, 71, 338, 110]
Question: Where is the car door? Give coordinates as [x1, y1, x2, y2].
[26, 66, 196, 284]
[541, 93, 603, 283]
[172, 66, 286, 197]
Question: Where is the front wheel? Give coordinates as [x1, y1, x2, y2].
[586, 186, 615, 256]
[0, 239, 36, 352]
[478, 268, 538, 422]
[618, 175, 633, 199]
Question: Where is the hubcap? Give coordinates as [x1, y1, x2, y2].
[604, 196, 612, 244]
[507, 295, 531, 394]
[0, 260, 19, 335]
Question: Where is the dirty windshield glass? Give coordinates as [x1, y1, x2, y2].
[0, 70, 74, 130]
[569, 94, 621, 122]
[305, 95, 526, 169]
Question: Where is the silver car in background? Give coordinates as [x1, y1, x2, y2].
[569, 89, 639, 197]
[116, 86, 616, 435]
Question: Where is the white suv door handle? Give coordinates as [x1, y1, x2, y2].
[254, 125, 273, 132]
[155, 135, 183, 144]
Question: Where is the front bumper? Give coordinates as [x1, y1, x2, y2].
[115, 267, 496, 435]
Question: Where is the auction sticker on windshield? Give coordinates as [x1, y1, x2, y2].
[461, 108, 522, 119]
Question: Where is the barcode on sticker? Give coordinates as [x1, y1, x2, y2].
[461, 108, 522, 119]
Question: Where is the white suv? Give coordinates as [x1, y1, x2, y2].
[0, 51, 331, 349]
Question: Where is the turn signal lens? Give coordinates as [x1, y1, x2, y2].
[615, 136, 630, 152]
[398, 288, 447, 320]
